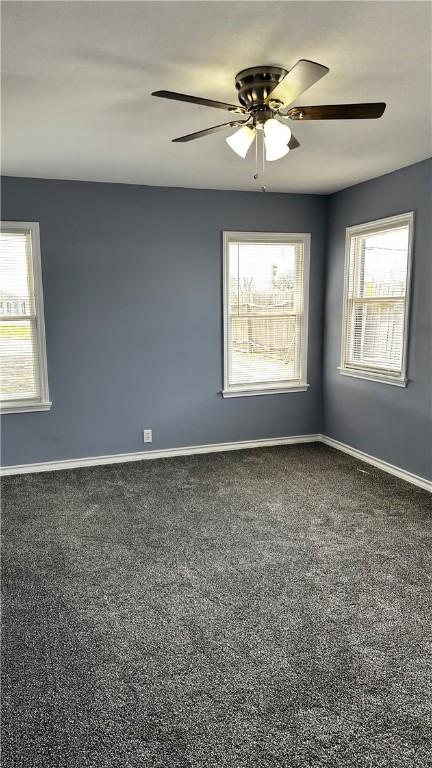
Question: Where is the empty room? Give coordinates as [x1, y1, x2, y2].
[1, 1, 431, 766]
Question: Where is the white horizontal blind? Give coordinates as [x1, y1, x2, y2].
[0, 225, 47, 407]
[342, 214, 413, 381]
[224, 235, 308, 392]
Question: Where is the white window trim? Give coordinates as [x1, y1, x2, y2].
[1, 221, 51, 414]
[339, 212, 414, 388]
[222, 231, 310, 398]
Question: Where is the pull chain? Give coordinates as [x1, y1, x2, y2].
[253, 128, 259, 180]
[253, 129, 266, 191]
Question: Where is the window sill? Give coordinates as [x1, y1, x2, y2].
[222, 385, 309, 398]
[338, 368, 407, 387]
[0, 400, 52, 415]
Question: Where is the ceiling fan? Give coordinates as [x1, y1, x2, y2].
[152, 60, 386, 163]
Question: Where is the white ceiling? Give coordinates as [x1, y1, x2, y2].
[2, 1, 431, 194]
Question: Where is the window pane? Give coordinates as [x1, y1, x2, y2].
[355, 226, 409, 299]
[347, 300, 405, 370]
[0, 320, 40, 400]
[229, 242, 301, 316]
[230, 315, 300, 385]
[0, 231, 34, 316]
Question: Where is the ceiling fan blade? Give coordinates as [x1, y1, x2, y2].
[265, 60, 329, 108]
[172, 120, 248, 143]
[152, 90, 245, 114]
[288, 134, 300, 150]
[287, 103, 386, 120]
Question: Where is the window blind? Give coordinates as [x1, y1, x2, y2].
[223, 234, 309, 394]
[0, 223, 50, 410]
[341, 214, 413, 384]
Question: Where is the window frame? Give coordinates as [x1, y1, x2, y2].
[339, 211, 414, 388]
[222, 231, 310, 398]
[0, 221, 51, 414]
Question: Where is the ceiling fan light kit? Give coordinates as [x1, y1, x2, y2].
[152, 59, 386, 179]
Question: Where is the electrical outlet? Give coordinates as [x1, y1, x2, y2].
[143, 429, 152, 444]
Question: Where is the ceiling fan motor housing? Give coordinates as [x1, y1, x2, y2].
[235, 66, 287, 111]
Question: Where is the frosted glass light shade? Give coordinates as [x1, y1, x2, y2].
[226, 126, 256, 158]
[265, 143, 290, 162]
[264, 119, 291, 161]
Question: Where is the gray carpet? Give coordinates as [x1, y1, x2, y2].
[1, 443, 431, 767]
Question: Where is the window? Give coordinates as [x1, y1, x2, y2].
[0, 222, 50, 413]
[222, 232, 310, 397]
[340, 212, 414, 387]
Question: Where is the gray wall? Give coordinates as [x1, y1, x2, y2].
[323, 159, 432, 480]
[1, 177, 328, 466]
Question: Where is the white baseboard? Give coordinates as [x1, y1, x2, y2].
[0, 434, 319, 477]
[1, 433, 430, 491]
[319, 435, 432, 492]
